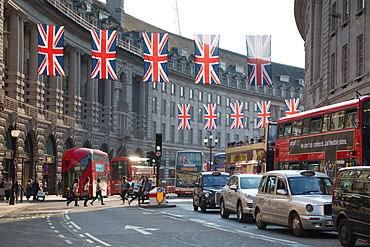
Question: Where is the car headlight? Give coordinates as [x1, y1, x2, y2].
[244, 194, 254, 200]
[205, 192, 211, 198]
[306, 204, 314, 212]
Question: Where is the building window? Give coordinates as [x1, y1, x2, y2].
[244, 117, 249, 129]
[357, 35, 364, 76]
[342, 45, 348, 84]
[245, 101, 249, 111]
[217, 112, 221, 125]
[190, 89, 193, 99]
[171, 83, 176, 94]
[331, 2, 338, 33]
[343, 0, 349, 22]
[198, 91, 203, 101]
[358, 0, 365, 11]
[188, 129, 193, 145]
[162, 82, 166, 92]
[226, 97, 230, 106]
[170, 125, 175, 143]
[198, 130, 202, 146]
[217, 95, 221, 105]
[153, 122, 157, 137]
[153, 97, 157, 112]
[226, 114, 230, 126]
[330, 53, 336, 90]
[198, 108, 203, 122]
[179, 130, 184, 144]
[208, 93, 212, 103]
[161, 100, 166, 114]
[153, 81, 157, 89]
[180, 86, 185, 97]
[161, 124, 166, 140]
[171, 102, 176, 116]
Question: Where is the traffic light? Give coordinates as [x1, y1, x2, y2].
[147, 151, 156, 166]
[155, 133, 162, 167]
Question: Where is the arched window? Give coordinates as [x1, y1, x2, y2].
[44, 135, 55, 156]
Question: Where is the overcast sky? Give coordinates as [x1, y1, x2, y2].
[102, 0, 305, 68]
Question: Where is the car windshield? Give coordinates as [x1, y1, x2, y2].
[288, 177, 333, 195]
[202, 175, 229, 186]
[240, 177, 261, 189]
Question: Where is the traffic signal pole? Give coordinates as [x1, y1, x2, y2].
[155, 133, 162, 187]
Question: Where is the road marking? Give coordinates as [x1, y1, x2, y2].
[65, 215, 70, 220]
[59, 234, 65, 238]
[163, 215, 187, 221]
[65, 240, 73, 245]
[70, 221, 81, 229]
[124, 225, 159, 235]
[85, 233, 111, 246]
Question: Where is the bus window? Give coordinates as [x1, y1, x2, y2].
[278, 124, 284, 139]
[292, 120, 302, 136]
[322, 113, 331, 132]
[283, 123, 292, 138]
[310, 116, 322, 133]
[330, 110, 345, 130]
[344, 109, 357, 128]
[302, 118, 310, 135]
[363, 100, 370, 126]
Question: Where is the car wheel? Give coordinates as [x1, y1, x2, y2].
[220, 199, 230, 218]
[237, 202, 247, 223]
[255, 208, 267, 229]
[338, 218, 357, 247]
[200, 200, 207, 213]
[291, 213, 306, 237]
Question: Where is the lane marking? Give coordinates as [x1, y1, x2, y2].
[70, 221, 81, 229]
[65, 240, 73, 244]
[85, 233, 111, 246]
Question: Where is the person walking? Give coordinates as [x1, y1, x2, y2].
[4, 178, 12, 203]
[42, 179, 48, 195]
[0, 178, 5, 201]
[83, 177, 91, 207]
[120, 176, 130, 205]
[32, 179, 40, 201]
[15, 180, 21, 202]
[90, 178, 105, 205]
[26, 178, 33, 201]
[139, 176, 151, 205]
[66, 178, 79, 206]
[57, 180, 62, 196]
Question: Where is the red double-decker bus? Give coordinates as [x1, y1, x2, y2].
[110, 157, 154, 195]
[275, 96, 370, 178]
[62, 148, 110, 198]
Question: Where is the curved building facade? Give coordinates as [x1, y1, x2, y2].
[0, 0, 304, 193]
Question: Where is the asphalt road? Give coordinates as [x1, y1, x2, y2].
[0, 195, 368, 247]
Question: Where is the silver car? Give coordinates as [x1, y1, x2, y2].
[253, 170, 334, 236]
[220, 174, 262, 222]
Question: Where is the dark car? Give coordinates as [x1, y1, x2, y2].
[193, 171, 229, 213]
[332, 166, 370, 247]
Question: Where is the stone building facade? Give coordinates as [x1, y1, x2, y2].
[295, 0, 370, 110]
[0, 0, 304, 194]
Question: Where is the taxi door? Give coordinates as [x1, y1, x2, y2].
[271, 177, 290, 226]
[257, 175, 276, 222]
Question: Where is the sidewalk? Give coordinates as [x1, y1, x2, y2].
[0, 195, 65, 217]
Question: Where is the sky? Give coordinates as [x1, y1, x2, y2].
[100, 0, 305, 68]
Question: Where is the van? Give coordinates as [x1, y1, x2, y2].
[332, 166, 370, 247]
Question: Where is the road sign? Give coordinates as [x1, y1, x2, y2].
[156, 186, 164, 203]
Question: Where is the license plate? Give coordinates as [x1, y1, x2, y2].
[326, 220, 333, 226]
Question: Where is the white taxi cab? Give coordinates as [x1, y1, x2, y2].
[252, 170, 334, 236]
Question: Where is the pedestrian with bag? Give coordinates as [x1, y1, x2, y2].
[83, 177, 91, 207]
[90, 177, 105, 205]
[66, 178, 79, 206]
[120, 176, 130, 205]
[139, 176, 151, 205]
[4, 178, 12, 203]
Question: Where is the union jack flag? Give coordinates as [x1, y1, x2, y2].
[256, 101, 271, 128]
[246, 35, 272, 86]
[90, 29, 117, 80]
[203, 103, 217, 129]
[285, 98, 300, 116]
[230, 103, 244, 129]
[142, 32, 169, 82]
[194, 34, 220, 84]
[37, 24, 65, 76]
[177, 104, 191, 130]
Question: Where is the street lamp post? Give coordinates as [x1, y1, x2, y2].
[9, 128, 20, 205]
[204, 134, 219, 166]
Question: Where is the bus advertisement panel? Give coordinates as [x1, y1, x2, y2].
[62, 148, 109, 198]
[225, 122, 276, 174]
[175, 151, 204, 196]
[275, 96, 370, 178]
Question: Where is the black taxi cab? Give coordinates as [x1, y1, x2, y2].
[193, 171, 229, 213]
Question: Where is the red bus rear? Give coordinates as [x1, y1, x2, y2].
[275, 96, 370, 178]
[110, 157, 132, 195]
[62, 148, 109, 198]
